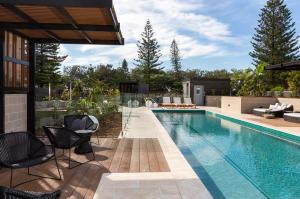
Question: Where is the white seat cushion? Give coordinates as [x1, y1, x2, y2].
[163, 97, 171, 104]
[184, 98, 193, 105]
[284, 113, 300, 118]
[253, 108, 268, 113]
[173, 97, 182, 104]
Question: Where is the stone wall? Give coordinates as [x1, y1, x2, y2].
[206, 96, 222, 107]
[220, 96, 242, 113]
[5, 94, 27, 133]
[240, 97, 278, 114]
[216, 96, 300, 114]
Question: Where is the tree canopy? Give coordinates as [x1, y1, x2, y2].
[134, 20, 163, 90]
[35, 43, 67, 88]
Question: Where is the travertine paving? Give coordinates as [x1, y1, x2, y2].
[95, 107, 213, 199]
[202, 106, 300, 136]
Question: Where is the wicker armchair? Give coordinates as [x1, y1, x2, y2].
[0, 186, 61, 199]
[43, 126, 95, 169]
[64, 115, 100, 144]
[0, 132, 61, 188]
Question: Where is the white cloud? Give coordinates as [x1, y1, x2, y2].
[62, 0, 240, 67]
[58, 45, 68, 55]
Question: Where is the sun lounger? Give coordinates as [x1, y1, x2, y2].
[253, 103, 293, 117]
[173, 97, 182, 107]
[284, 113, 300, 123]
[183, 98, 196, 108]
[161, 97, 173, 107]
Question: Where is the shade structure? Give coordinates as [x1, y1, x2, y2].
[0, 0, 124, 45]
[266, 61, 300, 71]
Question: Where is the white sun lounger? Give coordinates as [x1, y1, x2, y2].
[183, 98, 196, 107]
[161, 97, 172, 107]
[173, 97, 182, 106]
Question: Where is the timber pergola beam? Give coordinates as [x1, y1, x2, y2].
[266, 60, 300, 71]
[1, 4, 61, 42]
[32, 38, 122, 45]
[0, 0, 113, 8]
[0, 22, 119, 32]
[0, 0, 124, 45]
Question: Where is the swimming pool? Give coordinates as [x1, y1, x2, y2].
[154, 110, 300, 199]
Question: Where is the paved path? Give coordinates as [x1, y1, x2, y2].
[94, 107, 212, 199]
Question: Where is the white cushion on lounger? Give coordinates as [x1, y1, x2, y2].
[284, 113, 300, 118]
[163, 97, 171, 104]
[281, 105, 287, 110]
[269, 105, 275, 109]
[173, 97, 182, 104]
[184, 98, 193, 105]
[253, 108, 269, 113]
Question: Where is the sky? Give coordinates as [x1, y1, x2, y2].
[59, 0, 300, 71]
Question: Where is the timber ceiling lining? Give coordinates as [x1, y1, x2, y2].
[65, 8, 112, 25]
[0, 0, 124, 45]
[0, 5, 24, 22]
[16, 6, 66, 24]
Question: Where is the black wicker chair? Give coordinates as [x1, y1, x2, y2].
[42, 126, 95, 169]
[0, 132, 61, 188]
[0, 186, 61, 199]
[64, 115, 100, 144]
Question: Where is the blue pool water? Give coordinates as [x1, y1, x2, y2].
[154, 110, 300, 199]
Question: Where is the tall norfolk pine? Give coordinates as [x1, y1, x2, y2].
[170, 39, 182, 79]
[250, 0, 299, 88]
[250, 0, 299, 65]
[134, 20, 163, 89]
[35, 43, 67, 88]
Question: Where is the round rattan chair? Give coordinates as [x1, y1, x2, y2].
[64, 115, 100, 144]
[0, 186, 61, 199]
[43, 126, 95, 169]
[0, 132, 61, 188]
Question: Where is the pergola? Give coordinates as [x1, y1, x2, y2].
[266, 61, 300, 71]
[0, 0, 124, 133]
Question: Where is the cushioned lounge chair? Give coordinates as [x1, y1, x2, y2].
[0, 186, 61, 199]
[161, 97, 173, 107]
[173, 97, 182, 107]
[183, 98, 196, 108]
[253, 103, 293, 117]
[284, 113, 300, 123]
[0, 132, 61, 188]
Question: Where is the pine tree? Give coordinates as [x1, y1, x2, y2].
[35, 43, 68, 88]
[170, 39, 182, 79]
[250, 0, 299, 65]
[121, 59, 129, 74]
[250, 0, 299, 88]
[134, 20, 163, 89]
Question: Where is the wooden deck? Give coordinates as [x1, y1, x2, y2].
[0, 138, 169, 199]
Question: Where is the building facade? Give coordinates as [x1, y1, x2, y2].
[183, 79, 231, 106]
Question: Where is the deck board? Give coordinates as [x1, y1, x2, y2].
[153, 139, 170, 172]
[139, 139, 150, 172]
[118, 139, 133, 172]
[147, 139, 160, 172]
[0, 138, 169, 199]
[130, 139, 140, 172]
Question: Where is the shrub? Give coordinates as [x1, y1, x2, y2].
[270, 86, 285, 92]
